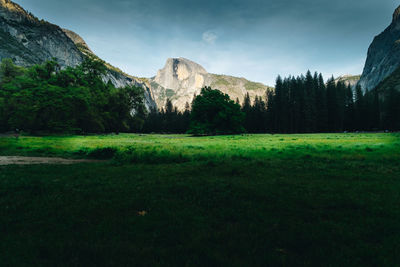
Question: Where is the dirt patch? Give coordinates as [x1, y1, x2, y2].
[0, 156, 103, 165]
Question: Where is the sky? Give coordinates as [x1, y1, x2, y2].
[14, 0, 399, 86]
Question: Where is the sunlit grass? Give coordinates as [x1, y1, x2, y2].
[1, 133, 399, 163]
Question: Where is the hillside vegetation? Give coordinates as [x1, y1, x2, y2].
[0, 59, 146, 133]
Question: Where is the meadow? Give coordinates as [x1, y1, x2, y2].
[1, 133, 400, 266]
[1, 133, 399, 163]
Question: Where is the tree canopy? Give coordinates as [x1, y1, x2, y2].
[0, 57, 146, 133]
[188, 87, 245, 135]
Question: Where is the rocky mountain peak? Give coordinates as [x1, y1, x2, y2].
[62, 29, 93, 54]
[154, 58, 208, 93]
[150, 57, 271, 111]
[158, 57, 207, 82]
[0, 0, 36, 23]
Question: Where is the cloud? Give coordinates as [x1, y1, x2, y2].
[202, 31, 218, 44]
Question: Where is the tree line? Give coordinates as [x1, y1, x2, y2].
[1, 58, 399, 135]
[264, 71, 399, 132]
[0, 58, 146, 134]
[142, 71, 400, 134]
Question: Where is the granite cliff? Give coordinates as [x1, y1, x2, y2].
[0, 0, 156, 109]
[358, 5, 400, 92]
[149, 58, 272, 110]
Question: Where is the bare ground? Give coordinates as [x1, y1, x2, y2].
[0, 156, 102, 165]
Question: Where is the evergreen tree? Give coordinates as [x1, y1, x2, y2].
[326, 77, 338, 132]
[384, 86, 400, 130]
[242, 93, 252, 132]
[344, 85, 355, 131]
[355, 85, 366, 130]
[189, 87, 245, 135]
[316, 73, 328, 132]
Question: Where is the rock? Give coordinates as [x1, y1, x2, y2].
[333, 75, 361, 88]
[0, 0, 83, 67]
[1, 0, 272, 112]
[358, 5, 400, 91]
[0, 0, 157, 110]
[62, 28, 93, 54]
[150, 57, 272, 110]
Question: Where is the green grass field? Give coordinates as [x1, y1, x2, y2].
[1, 133, 400, 266]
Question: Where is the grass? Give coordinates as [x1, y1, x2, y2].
[1, 133, 399, 162]
[0, 133, 400, 266]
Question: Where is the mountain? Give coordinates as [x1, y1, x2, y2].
[373, 65, 400, 94]
[334, 75, 360, 88]
[0, 0, 83, 67]
[149, 58, 272, 110]
[61, 28, 156, 106]
[358, 5, 400, 91]
[0, 0, 156, 109]
[1, 0, 272, 112]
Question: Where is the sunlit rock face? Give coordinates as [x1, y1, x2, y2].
[334, 75, 361, 88]
[358, 5, 400, 91]
[150, 58, 272, 110]
[152, 58, 208, 109]
[0, 0, 156, 109]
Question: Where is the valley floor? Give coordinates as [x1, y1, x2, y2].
[0, 133, 399, 266]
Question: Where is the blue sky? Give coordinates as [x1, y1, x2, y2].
[14, 0, 399, 85]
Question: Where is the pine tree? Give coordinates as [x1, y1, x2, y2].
[316, 73, 328, 132]
[266, 89, 275, 132]
[326, 77, 338, 132]
[274, 76, 283, 132]
[344, 84, 355, 131]
[304, 70, 317, 132]
[355, 85, 365, 130]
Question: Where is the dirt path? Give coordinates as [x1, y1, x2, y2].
[0, 156, 103, 165]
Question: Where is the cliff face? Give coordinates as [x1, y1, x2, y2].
[0, 0, 83, 67]
[150, 58, 272, 110]
[358, 5, 400, 91]
[0, 0, 156, 109]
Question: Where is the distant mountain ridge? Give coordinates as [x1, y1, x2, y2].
[334, 75, 360, 88]
[149, 58, 273, 110]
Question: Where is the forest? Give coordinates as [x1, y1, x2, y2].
[0, 58, 146, 134]
[144, 72, 400, 133]
[1, 59, 399, 134]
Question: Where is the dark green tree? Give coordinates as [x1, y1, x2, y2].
[189, 87, 245, 135]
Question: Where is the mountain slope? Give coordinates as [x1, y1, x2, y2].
[0, 0, 156, 109]
[149, 58, 272, 110]
[61, 28, 156, 106]
[374, 65, 400, 94]
[334, 75, 360, 88]
[358, 5, 400, 91]
[0, 0, 83, 67]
